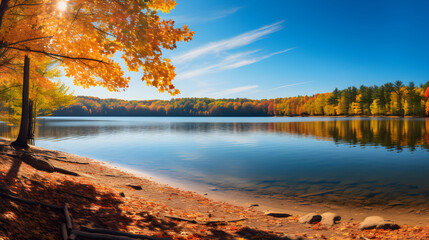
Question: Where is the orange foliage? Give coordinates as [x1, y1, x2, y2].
[0, 0, 194, 94]
[424, 87, 429, 99]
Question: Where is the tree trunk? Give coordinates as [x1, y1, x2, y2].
[12, 55, 30, 148]
[0, 0, 10, 31]
[28, 100, 34, 140]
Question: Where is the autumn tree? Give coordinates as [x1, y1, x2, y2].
[359, 85, 374, 115]
[0, 0, 194, 148]
[424, 87, 429, 115]
[0, 59, 74, 129]
[391, 80, 404, 116]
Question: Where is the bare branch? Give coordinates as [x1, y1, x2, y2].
[93, 26, 117, 38]
[6, 46, 107, 63]
[5, 36, 53, 47]
[72, 5, 82, 23]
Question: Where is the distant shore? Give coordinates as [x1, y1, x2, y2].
[45, 115, 429, 118]
[1, 137, 428, 239]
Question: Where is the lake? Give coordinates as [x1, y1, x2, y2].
[1, 117, 429, 209]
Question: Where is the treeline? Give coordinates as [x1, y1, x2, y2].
[52, 81, 429, 117]
[52, 97, 275, 116]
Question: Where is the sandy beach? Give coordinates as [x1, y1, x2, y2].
[1, 137, 428, 239]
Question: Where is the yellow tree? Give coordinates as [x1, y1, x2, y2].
[0, 0, 194, 147]
[425, 87, 429, 115]
[0, 58, 74, 126]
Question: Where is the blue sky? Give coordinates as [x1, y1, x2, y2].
[63, 0, 429, 100]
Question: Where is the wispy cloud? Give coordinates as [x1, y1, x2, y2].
[177, 64, 220, 80]
[212, 85, 259, 97]
[222, 49, 261, 62]
[221, 48, 294, 70]
[270, 81, 313, 90]
[172, 21, 284, 64]
[172, 7, 241, 24]
[176, 48, 293, 80]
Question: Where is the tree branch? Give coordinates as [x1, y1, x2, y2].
[8, 3, 49, 10]
[6, 46, 107, 63]
[93, 26, 117, 38]
[5, 36, 53, 47]
[0, 84, 22, 94]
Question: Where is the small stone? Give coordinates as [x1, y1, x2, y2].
[119, 192, 125, 197]
[299, 213, 322, 224]
[320, 212, 341, 227]
[358, 216, 400, 230]
[127, 184, 142, 190]
[266, 212, 291, 218]
[250, 204, 259, 207]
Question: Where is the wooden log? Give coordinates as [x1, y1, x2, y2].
[64, 203, 73, 232]
[61, 223, 69, 240]
[54, 167, 80, 176]
[81, 227, 171, 240]
[0, 191, 62, 210]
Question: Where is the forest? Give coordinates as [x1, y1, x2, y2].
[50, 81, 429, 117]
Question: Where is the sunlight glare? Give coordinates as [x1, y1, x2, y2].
[57, 1, 68, 11]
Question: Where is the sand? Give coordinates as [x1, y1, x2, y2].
[0, 137, 428, 240]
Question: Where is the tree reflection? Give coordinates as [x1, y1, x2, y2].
[0, 118, 428, 151]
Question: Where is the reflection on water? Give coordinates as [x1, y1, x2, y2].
[1, 117, 429, 209]
[2, 117, 428, 151]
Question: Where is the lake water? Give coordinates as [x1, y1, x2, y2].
[1, 117, 429, 209]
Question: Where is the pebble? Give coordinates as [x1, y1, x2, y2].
[320, 212, 341, 227]
[299, 213, 321, 224]
[358, 216, 400, 230]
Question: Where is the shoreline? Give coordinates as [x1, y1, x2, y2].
[26, 138, 429, 225]
[3, 136, 429, 225]
[1, 137, 429, 239]
[104, 161, 429, 226]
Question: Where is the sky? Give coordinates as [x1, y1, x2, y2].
[62, 0, 429, 100]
